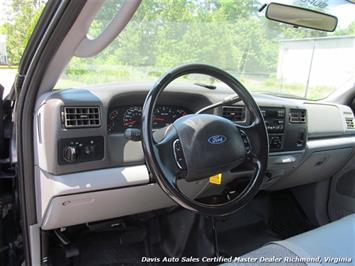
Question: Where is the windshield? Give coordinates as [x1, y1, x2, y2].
[0, 0, 46, 98]
[56, 0, 355, 100]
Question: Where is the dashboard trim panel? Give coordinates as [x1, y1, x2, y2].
[32, 84, 355, 229]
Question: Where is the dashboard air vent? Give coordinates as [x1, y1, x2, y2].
[222, 106, 246, 123]
[345, 118, 355, 129]
[289, 109, 306, 124]
[63, 106, 101, 128]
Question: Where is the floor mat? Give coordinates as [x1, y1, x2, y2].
[217, 220, 280, 256]
[269, 191, 315, 238]
[76, 230, 148, 266]
[215, 190, 314, 256]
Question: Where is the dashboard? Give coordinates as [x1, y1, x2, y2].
[108, 105, 191, 133]
[33, 83, 355, 229]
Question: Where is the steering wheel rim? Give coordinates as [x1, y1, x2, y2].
[142, 64, 269, 216]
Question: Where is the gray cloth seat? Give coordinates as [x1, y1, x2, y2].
[221, 214, 355, 265]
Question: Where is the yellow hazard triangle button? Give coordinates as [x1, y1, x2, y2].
[209, 173, 222, 185]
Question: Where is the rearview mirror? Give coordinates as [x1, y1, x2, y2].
[266, 2, 338, 32]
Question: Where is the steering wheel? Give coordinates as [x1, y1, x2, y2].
[142, 64, 268, 216]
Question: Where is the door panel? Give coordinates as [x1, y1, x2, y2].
[0, 84, 4, 158]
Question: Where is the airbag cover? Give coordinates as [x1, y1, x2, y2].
[173, 114, 246, 181]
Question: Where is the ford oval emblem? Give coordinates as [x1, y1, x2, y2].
[208, 135, 227, 145]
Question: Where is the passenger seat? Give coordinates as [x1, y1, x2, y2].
[221, 214, 355, 265]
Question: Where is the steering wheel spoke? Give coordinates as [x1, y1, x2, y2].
[154, 127, 188, 179]
[236, 120, 268, 159]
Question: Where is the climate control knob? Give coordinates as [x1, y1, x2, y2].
[63, 145, 78, 162]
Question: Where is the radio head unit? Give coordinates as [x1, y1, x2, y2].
[261, 107, 285, 133]
[260, 107, 307, 153]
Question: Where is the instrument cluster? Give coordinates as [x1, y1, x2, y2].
[107, 105, 191, 133]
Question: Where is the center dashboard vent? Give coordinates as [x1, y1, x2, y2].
[289, 109, 306, 124]
[222, 106, 246, 123]
[63, 106, 101, 128]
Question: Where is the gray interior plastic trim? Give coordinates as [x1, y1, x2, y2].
[32, 83, 355, 229]
[307, 136, 355, 150]
[329, 155, 355, 220]
[35, 164, 150, 222]
[41, 180, 208, 230]
[75, 0, 142, 57]
[304, 102, 355, 138]
[29, 224, 41, 266]
[33, 86, 214, 175]
[292, 179, 332, 226]
[267, 145, 354, 191]
[39, 0, 104, 93]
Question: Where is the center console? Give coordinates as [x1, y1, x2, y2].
[222, 105, 307, 153]
[261, 107, 285, 152]
[260, 107, 307, 153]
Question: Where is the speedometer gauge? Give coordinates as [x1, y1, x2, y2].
[107, 105, 190, 133]
[123, 106, 142, 129]
[153, 106, 188, 128]
[153, 106, 170, 128]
